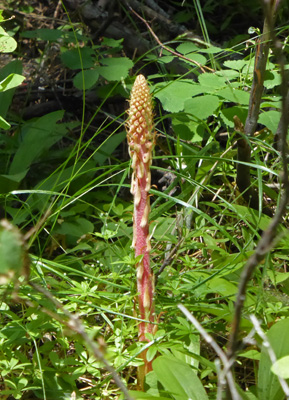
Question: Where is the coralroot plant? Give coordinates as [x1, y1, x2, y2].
[127, 74, 156, 384]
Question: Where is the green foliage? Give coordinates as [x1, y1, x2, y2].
[258, 318, 289, 400]
[0, 2, 289, 399]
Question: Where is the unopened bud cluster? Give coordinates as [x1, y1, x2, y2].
[127, 74, 155, 350]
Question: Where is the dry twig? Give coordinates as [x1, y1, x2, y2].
[129, 7, 214, 73]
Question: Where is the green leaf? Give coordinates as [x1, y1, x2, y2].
[0, 115, 10, 130]
[0, 73, 25, 92]
[0, 60, 22, 119]
[56, 218, 94, 238]
[184, 95, 219, 119]
[221, 106, 247, 128]
[172, 117, 205, 141]
[258, 318, 289, 400]
[0, 27, 17, 53]
[95, 57, 133, 81]
[198, 73, 227, 90]
[217, 87, 250, 105]
[153, 355, 208, 400]
[199, 46, 223, 54]
[154, 81, 203, 113]
[61, 47, 95, 69]
[21, 28, 62, 41]
[223, 59, 247, 71]
[271, 356, 289, 379]
[259, 110, 280, 133]
[264, 70, 281, 89]
[176, 42, 200, 54]
[9, 110, 68, 175]
[73, 69, 99, 90]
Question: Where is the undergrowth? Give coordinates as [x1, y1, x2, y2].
[0, 1, 289, 400]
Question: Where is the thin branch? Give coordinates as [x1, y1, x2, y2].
[178, 304, 240, 400]
[28, 282, 134, 400]
[155, 236, 183, 285]
[250, 315, 289, 399]
[227, 0, 289, 360]
[129, 7, 214, 73]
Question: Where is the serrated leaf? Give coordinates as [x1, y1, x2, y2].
[153, 355, 208, 400]
[184, 95, 219, 119]
[73, 69, 99, 90]
[223, 59, 247, 70]
[154, 81, 203, 112]
[259, 110, 280, 133]
[95, 57, 133, 81]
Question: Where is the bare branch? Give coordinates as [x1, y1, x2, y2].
[227, 0, 289, 363]
[129, 7, 214, 73]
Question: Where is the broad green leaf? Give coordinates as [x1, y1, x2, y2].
[0, 27, 17, 53]
[184, 95, 219, 119]
[21, 28, 62, 41]
[0, 73, 25, 92]
[223, 59, 247, 70]
[9, 110, 68, 175]
[258, 318, 289, 400]
[271, 356, 289, 379]
[61, 47, 95, 69]
[172, 116, 205, 141]
[221, 106, 247, 128]
[176, 42, 199, 54]
[73, 69, 99, 90]
[95, 57, 133, 81]
[207, 277, 237, 297]
[154, 81, 203, 112]
[264, 70, 281, 89]
[259, 110, 280, 133]
[153, 355, 208, 400]
[0, 171, 27, 194]
[181, 52, 207, 66]
[198, 73, 227, 90]
[55, 218, 94, 238]
[93, 131, 126, 165]
[101, 37, 123, 47]
[0, 60, 22, 118]
[216, 87, 250, 105]
[200, 46, 223, 54]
